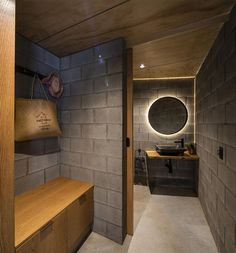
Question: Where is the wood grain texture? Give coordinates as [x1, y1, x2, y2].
[15, 177, 93, 248]
[146, 150, 199, 160]
[38, 0, 234, 56]
[67, 190, 93, 251]
[16, 0, 235, 78]
[16, 0, 127, 42]
[133, 24, 222, 78]
[126, 48, 133, 235]
[0, 1, 15, 253]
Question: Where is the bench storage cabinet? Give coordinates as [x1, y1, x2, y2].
[15, 177, 94, 253]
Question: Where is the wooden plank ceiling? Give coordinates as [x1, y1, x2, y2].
[16, 0, 235, 78]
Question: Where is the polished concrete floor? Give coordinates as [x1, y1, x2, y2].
[78, 186, 218, 253]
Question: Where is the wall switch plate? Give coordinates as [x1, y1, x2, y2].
[218, 146, 224, 160]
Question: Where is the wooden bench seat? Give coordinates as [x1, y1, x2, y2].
[15, 177, 94, 253]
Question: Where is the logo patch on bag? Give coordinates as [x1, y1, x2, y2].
[35, 111, 52, 131]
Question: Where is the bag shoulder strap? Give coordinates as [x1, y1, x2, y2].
[30, 73, 49, 100]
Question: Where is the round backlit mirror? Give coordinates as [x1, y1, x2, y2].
[148, 97, 188, 135]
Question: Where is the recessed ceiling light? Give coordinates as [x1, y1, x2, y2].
[140, 64, 145, 69]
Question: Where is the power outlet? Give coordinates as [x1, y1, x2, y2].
[218, 147, 224, 160]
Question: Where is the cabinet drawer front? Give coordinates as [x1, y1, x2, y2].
[16, 233, 40, 253]
[67, 189, 93, 248]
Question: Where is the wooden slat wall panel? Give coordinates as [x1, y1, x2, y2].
[133, 24, 222, 78]
[16, 0, 127, 42]
[0, 0, 15, 252]
[38, 0, 234, 56]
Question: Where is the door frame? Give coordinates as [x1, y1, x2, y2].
[0, 1, 15, 252]
[126, 48, 133, 235]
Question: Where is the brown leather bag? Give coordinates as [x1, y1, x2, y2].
[15, 75, 62, 142]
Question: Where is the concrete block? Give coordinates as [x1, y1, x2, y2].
[218, 125, 236, 147]
[107, 91, 122, 107]
[107, 124, 122, 140]
[106, 206, 122, 226]
[107, 157, 122, 175]
[94, 108, 108, 123]
[60, 111, 71, 124]
[28, 42, 44, 62]
[60, 164, 71, 178]
[94, 171, 108, 188]
[94, 39, 123, 60]
[107, 190, 122, 209]
[226, 146, 236, 172]
[60, 138, 70, 151]
[60, 56, 70, 70]
[94, 140, 122, 157]
[70, 79, 93, 95]
[82, 93, 106, 109]
[134, 115, 146, 124]
[15, 170, 44, 195]
[70, 109, 94, 124]
[82, 61, 106, 79]
[107, 223, 122, 244]
[82, 153, 106, 171]
[212, 173, 225, 204]
[61, 124, 81, 137]
[108, 174, 122, 192]
[60, 96, 81, 110]
[70, 48, 93, 67]
[107, 57, 123, 74]
[93, 218, 107, 235]
[94, 186, 107, 204]
[44, 50, 60, 69]
[207, 153, 217, 175]
[82, 124, 106, 139]
[135, 132, 149, 142]
[70, 166, 93, 182]
[218, 161, 236, 195]
[226, 98, 236, 124]
[15, 158, 28, 179]
[216, 79, 235, 105]
[61, 67, 81, 82]
[94, 74, 122, 92]
[134, 98, 149, 107]
[63, 66, 79, 82]
[45, 165, 60, 182]
[158, 88, 177, 97]
[108, 108, 122, 124]
[71, 138, 93, 153]
[94, 108, 122, 124]
[94, 202, 108, 221]
[28, 153, 58, 173]
[226, 52, 236, 81]
[226, 189, 236, 220]
[60, 151, 81, 167]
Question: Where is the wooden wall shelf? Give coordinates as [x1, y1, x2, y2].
[146, 150, 199, 161]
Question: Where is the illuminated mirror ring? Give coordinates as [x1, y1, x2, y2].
[148, 96, 188, 135]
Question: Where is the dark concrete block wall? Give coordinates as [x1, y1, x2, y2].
[196, 5, 236, 253]
[15, 34, 60, 195]
[59, 39, 125, 243]
[133, 79, 194, 151]
[133, 80, 195, 191]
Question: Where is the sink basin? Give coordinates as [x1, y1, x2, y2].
[155, 145, 187, 156]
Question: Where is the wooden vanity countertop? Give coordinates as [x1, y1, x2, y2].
[15, 177, 93, 248]
[146, 150, 199, 160]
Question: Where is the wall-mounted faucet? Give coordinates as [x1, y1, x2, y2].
[174, 138, 184, 148]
